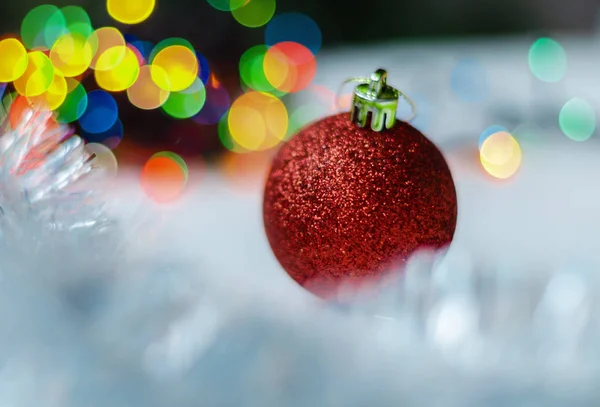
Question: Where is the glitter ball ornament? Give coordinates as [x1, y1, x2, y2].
[263, 69, 457, 299]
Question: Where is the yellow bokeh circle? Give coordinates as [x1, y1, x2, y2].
[150, 45, 198, 92]
[94, 45, 140, 92]
[228, 91, 288, 151]
[14, 51, 55, 97]
[0, 38, 28, 82]
[107, 0, 156, 24]
[50, 33, 93, 77]
[127, 64, 169, 109]
[27, 72, 67, 110]
[87, 26, 126, 70]
[480, 131, 522, 179]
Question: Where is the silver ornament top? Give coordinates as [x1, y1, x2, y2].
[347, 69, 417, 131]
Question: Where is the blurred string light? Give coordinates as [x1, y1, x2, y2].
[528, 38, 567, 83]
[478, 124, 507, 150]
[13, 51, 54, 97]
[94, 45, 140, 91]
[263, 41, 316, 93]
[81, 117, 124, 149]
[27, 71, 67, 110]
[2, 0, 326, 181]
[0, 39, 28, 82]
[50, 33, 93, 77]
[559, 98, 596, 142]
[227, 91, 288, 151]
[161, 77, 207, 119]
[206, 0, 247, 12]
[150, 45, 198, 92]
[130, 39, 154, 62]
[231, 0, 276, 28]
[140, 151, 189, 203]
[87, 27, 126, 70]
[56, 78, 87, 123]
[78, 90, 118, 134]
[107, 0, 156, 25]
[20, 5, 66, 50]
[265, 12, 322, 55]
[479, 131, 522, 179]
[450, 58, 489, 103]
[240, 45, 284, 95]
[239, 41, 317, 96]
[127, 65, 170, 110]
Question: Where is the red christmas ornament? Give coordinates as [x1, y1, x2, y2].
[263, 70, 457, 299]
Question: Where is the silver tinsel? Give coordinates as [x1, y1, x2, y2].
[0, 107, 113, 239]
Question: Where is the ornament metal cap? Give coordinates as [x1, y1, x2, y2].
[341, 69, 417, 132]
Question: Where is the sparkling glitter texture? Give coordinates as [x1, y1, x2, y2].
[263, 113, 457, 298]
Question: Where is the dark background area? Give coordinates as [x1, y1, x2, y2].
[2, 0, 600, 162]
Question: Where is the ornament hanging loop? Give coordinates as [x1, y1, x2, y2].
[337, 69, 417, 131]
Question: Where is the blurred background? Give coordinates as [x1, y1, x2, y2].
[1, 0, 599, 183]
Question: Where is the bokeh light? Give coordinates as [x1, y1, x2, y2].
[94, 45, 140, 92]
[0, 39, 28, 82]
[559, 98, 596, 142]
[129, 40, 154, 62]
[528, 38, 567, 83]
[149, 38, 195, 63]
[479, 131, 522, 179]
[86, 142, 118, 178]
[107, 0, 156, 24]
[228, 91, 288, 151]
[56, 78, 87, 123]
[78, 89, 118, 133]
[87, 27, 126, 70]
[161, 77, 206, 119]
[14, 51, 55, 97]
[479, 124, 507, 150]
[450, 58, 489, 102]
[21, 5, 66, 50]
[50, 33, 93, 77]
[263, 42, 316, 93]
[206, 0, 247, 11]
[128, 43, 145, 65]
[81, 117, 123, 149]
[151, 45, 198, 92]
[231, 0, 276, 28]
[27, 71, 67, 110]
[140, 151, 189, 203]
[61, 6, 93, 38]
[127, 65, 169, 110]
[240, 45, 281, 94]
[218, 111, 247, 153]
[265, 13, 322, 55]
[192, 73, 230, 125]
[196, 51, 211, 85]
